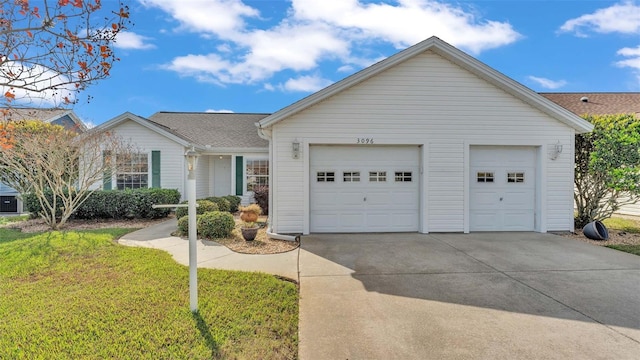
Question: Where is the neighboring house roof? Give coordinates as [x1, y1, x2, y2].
[258, 36, 594, 134]
[0, 108, 87, 132]
[93, 111, 270, 151]
[148, 112, 270, 149]
[540, 93, 640, 118]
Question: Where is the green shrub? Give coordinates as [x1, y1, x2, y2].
[177, 215, 190, 235]
[25, 188, 181, 220]
[222, 195, 241, 212]
[197, 211, 235, 239]
[175, 199, 219, 219]
[205, 197, 231, 212]
[136, 188, 182, 219]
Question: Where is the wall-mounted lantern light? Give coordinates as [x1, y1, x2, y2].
[550, 141, 563, 160]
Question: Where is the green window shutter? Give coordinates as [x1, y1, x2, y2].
[103, 151, 112, 190]
[151, 151, 161, 188]
[235, 156, 243, 196]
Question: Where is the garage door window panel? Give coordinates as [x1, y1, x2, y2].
[369, 171, 387, 182]
[343, 171, 360, 182]
[317, 171, 335, 182]
[507, 172, 525, 183]
[477, 172, 494, 183]
[395, 171, 412, 182]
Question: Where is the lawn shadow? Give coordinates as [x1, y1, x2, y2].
[192, 311, 219, 358]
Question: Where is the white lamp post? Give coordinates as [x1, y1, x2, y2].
[185, 147, 199, 312]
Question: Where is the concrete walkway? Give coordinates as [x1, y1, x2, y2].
[118, 218, 299, 280]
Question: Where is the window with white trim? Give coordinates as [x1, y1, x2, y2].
[369, 171, 387, 182]
[477, 172, 494, 183]
[343, 171, 360, 182]
[317, 171, 335, 182]
[395, 171, 412, 182]
[116, 153, 149, 190]
[246, 159, 269, 191]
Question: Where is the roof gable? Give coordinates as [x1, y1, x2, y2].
[259, 36, 593, 134]
[91, 112, 192, 147]
[1, 108, 87, 132]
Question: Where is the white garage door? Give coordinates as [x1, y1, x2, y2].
[470, 146, 537, 231]
[310, 145, 420, 233]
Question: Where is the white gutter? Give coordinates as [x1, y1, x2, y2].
[257, 124, 300, 243]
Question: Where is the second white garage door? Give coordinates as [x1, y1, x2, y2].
[310, 145, 420, 233]
[470, 146, 537, 231]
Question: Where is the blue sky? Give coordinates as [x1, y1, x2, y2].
[67, 0, 640, 127]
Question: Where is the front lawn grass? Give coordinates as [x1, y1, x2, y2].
[0, 214, 29, 226]
[602, 217, 640, 234]
[606, 244, 640, 256]
[0, 228, 298, 359]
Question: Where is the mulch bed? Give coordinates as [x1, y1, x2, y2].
[554, 229, 640, 246]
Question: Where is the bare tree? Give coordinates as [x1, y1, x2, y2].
[0, 120, 132, 229]
[0, 0, 130, 109]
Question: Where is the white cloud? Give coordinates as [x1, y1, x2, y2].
[559, 2, 640, 36]
[618, 46, 640, 57]
[139, 0, 259, 37]
[528, 76, 568, 90]
[205, 108, 234, 113]
[143, 0, 522, 92]
[279, 75, 333, 92]
[114, 32, 156, 50]
[290, 0, 521, 54]
[0, 62, 77, 106]
[616, 46, 640, 83]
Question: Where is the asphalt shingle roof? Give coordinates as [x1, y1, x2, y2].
[147, 111, 270, 148]
[1, 108, 69, 122]
[540, 93, 640, 117]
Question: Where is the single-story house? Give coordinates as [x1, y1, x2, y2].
[257, 36, 593, 235]
[91, 111, 269, 204]
[540, 92, 640, 217]
[0, 109, 86, 214]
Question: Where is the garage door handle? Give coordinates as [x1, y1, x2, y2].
[500, 197, 503, 201]
[364, 197, 367, 202]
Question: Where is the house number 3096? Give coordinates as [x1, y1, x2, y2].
[357, 138, 374, 144]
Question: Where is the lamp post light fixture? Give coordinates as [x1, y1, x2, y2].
[185, 147, 199, 312]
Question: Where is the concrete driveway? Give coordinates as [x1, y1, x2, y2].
[299, 232, 640, 359]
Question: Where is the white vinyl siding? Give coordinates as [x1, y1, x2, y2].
[269, 50, 576, 234]
[428, 142, 464, 232]
[196, 156, 209, 199]
[95, 120, 185, 197]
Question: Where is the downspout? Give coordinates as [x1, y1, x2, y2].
[257, 124, 299, 242]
